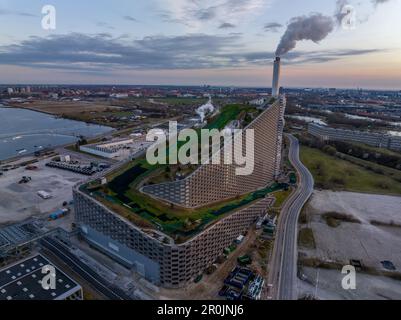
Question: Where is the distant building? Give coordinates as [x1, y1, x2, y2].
[308, 123, 401, 151]
[249, 98, 267, 106]
[0, 255, 82, 300]
[80, 137, 151, 159]
[110, 93, 129, 99]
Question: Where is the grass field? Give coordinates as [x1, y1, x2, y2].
[205, 104, 257, 130]
[300, 146, 401, 195]
[9, 100, 118, 115]
[272, 189, 293, 208]
[298, 228, 316, 249]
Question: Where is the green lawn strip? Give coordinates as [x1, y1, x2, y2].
[300, 146, 401, 195]
[272, 189, 293, 208]
[298, 228, 316, 249]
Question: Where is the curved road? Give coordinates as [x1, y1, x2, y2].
[268, 134, 314, 300]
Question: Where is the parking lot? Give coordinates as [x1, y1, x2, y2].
[0, 157, 85, 225]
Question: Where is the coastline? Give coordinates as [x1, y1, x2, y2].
[0, 102, 117, 128]
[0, 104, 114, 163]
[0, 103, 55, 116]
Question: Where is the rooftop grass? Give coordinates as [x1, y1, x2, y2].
[85, 163, 286, 241]
[82, 103, 274, 241]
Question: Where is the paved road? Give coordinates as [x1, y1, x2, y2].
[267, 134, 314, 300]
[41, 236, 132, 300]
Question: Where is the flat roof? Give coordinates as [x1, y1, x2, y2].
[0, 254, 81, 300]
[0, 234, 9, 249]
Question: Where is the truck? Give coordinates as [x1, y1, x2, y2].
[19, 176, 32, 184]
[234, 235, 245, 245]
[49, 208, 69, 221]
[237, 255, 252, 266]
[37, 190, 52, 199]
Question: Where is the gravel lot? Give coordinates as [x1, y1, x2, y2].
[298, 267, 401, 300]
[298, 190, 401, 300]
[0, 157, 84, 225]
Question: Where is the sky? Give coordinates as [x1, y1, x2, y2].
[0, 0, 400, 89]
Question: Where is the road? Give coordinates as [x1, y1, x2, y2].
[41, 236, 132, 300]
[267, 134, 314, 300]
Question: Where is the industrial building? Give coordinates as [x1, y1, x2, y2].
[80, 137, 151, 159]
[308, 123, 401, 151]
[74, 191, 274, 288]
[72, 59, 286, 288]
[0, 255, 82, 300]
[142, 96, 286, 208]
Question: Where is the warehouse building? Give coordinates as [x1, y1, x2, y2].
[73, 98, 285, 288]
[80, 137, 151, 159]
[0, 255, 82, 300]
[308, 123, 401, 151]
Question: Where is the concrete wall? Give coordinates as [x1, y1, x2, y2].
[81, 225, 160, 283]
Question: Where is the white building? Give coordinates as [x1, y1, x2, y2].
[80, 137, 151, 159]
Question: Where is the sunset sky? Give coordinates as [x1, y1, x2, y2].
[0, 0, 400, 89]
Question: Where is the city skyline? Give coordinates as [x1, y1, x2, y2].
[0, 0, 400, 89]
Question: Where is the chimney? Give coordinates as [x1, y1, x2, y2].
[272, 57, 281, 97]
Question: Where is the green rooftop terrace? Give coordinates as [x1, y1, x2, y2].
[80, 103, 281, 243]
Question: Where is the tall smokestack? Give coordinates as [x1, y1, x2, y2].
[272, 57, 281, 97]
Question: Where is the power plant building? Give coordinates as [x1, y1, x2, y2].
[72, 59, 287, 288]
[141, 97, 286, 208]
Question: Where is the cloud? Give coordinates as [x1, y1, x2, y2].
[219, 22, 236, 29]
[96, 22, 115, 30]
[284, 49, 384, 64]
[335, 0, 396, 26]
[159, 0, 271, 29]
[334, 0, 350, 25]
[0, 33, 383, 72]
[123, 15, 138, 22]
[0, 9, 36, 17]
[263, 22, 282, 32]
[372, 0, 393, 5]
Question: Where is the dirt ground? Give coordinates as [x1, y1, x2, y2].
[298, 267, 401, 300]
[298, 190, 401, 300]
[10, 100, 121, 116]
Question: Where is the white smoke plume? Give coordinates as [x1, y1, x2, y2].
[276, 0, 395, 56]
[275, 13, 335, 56]
[196, 96, 214, 123]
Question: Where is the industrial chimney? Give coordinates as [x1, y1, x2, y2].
[272, 57, 281, 97]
